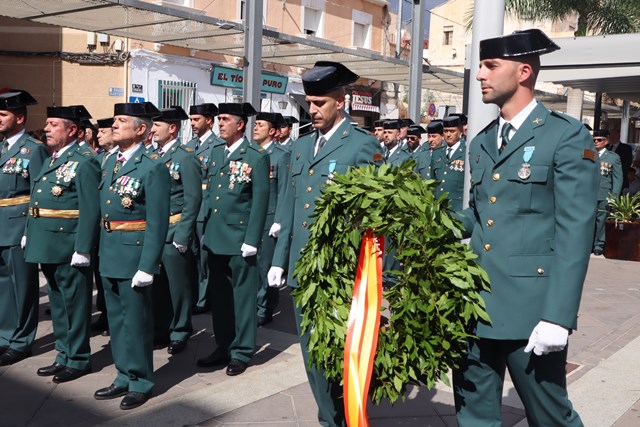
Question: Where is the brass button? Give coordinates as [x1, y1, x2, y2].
[37, 189, 42, 193]
[217, 184, 222, 188]
[492, 173, 500, 181]
[309, 169, 315, 176]
[59, 227, 64, 231]
[42, 176, 47, 181]
[483, 244, 491, 251]
[443, 171, 448, 175]
[136, 241, 141, 245]
[302, 221, 308, 228]
[489, 196, 497, 203]
[304, 203, 310, 209]
[306, 186, 312, 193]
[486, 219, 494, 227]
[215, 196, 220, 201]
[537, 268, 545, 275]
[106, 200, 111, 205]
[22, 211, 26, 216]
[213, 208, 218, 213]
[34, 202, 38, 206]
[239, 220, 244, 225]
[105, 214, 109, 219]
[220, 172, 224, 177]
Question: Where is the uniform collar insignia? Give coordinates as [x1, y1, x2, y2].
[532, 117, 543, 125]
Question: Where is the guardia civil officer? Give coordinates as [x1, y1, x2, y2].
[95, 102, 170, 410]
[431, 115, 466, 211]
[186, 103, 224, 315]
[253, 112, 291, 326]
[405, 125, 426, 154]
[278, 115, 298, 147]
[453, 29, 598, 427]
[151, 106, 202, 353]
[92, 117, 117, 336]
[382, 120, 411, 165]
[448, 112, 468, 144]
[0, 90, 47, 366]
[592, 129, 622, 255]
[373, 119, 385, 146]
[414, 121, 444, 180]
[268, 61, 383, 427]
[25, 105, 100, 383]
[197, 102, 269, 376]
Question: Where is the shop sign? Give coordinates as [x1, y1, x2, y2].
[351, 89, 380, 113]
[210, 66, 288, 94]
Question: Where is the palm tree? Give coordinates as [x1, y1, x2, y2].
[464, 0, 640, 36]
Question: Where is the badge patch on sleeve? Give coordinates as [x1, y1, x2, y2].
[582, 148, 596, 162]
[373, 153, 384, 162]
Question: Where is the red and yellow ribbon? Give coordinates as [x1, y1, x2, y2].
[343, 230, 384, 427]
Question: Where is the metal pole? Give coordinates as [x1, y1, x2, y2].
[463, 0, 505, 209]
[594, 92, 602, 130]
[396, 0, 404, 57]
[244, 0, 263, 131]
[408, 0, 425, 123]
[621, 100, 630, 143]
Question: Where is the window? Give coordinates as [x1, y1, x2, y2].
[352, 10, 372, 48]
[443, 26, 453, 46]
[158, 80, 197, 141]
[304, 7, 321, 36]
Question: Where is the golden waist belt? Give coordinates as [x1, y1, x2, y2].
[102, 219, 146, 232]
[30, 207, 79, 218]
[0, 195, 30, 207]
[169, 213, 182, 224]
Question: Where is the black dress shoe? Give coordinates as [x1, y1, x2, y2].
[94, 384, 128, 400]
[196, 350, 230, 368]
[226, 359, 247, 376]
[53, 366, 91, 383]
[0, 347, 8, 356]
[120, 392, 150, 410]
[593, 248, 604, 255]
[37, 362, 65, 376]
[0, 348, 32, 366]
[191, 305, 209, 315]
[257, 314, 273, 327]
[167, 340, 187, 354]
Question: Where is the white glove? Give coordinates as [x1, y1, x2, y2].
[70, 251, 91, 267]
[131, 270, 154, 288]
[21, 235, 27, 250]
[267, 266, 285, 288]
[172, 241, 188, 253]
[269, 223, 281, 238]
[241, 243, 257, 258]
[524, 320, 569, 356]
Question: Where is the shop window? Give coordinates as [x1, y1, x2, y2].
[158, 80, 197, 141]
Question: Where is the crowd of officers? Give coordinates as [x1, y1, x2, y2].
[0, 47, 628, 422]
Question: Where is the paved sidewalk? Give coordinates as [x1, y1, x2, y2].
[1, 255, 639, 426]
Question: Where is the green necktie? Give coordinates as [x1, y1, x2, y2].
[500, 123, 512, 153]
[314, 136, 326, 158]
[0, 140, 8, 156]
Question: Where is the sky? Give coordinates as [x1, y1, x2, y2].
[387, 0, 448, 38]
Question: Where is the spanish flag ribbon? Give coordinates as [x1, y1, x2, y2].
[343, 230, 384, 427]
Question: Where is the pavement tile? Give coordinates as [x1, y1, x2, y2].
[214, 393, 297, 423]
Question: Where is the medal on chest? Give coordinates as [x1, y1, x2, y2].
[327, 160, 337, 184]
[518, 146, 535, 180]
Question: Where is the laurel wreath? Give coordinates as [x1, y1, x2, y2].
[292, 160, 491, 404]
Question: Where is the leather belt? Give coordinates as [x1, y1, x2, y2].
[169, 213, 182, 224]
[30, 207, 79, 218]
[102, 219, 146, 232]
[0, 195, 30, 207]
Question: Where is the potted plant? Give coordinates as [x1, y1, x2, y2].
[604, 193, 640, 261]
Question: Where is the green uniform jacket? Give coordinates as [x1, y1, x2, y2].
[413, 146, 443, 180]
[99, 145, 170, 278]
[272, 119, 383, 287]
[186, 132, 226, 222]
[385, 145, 411, 167]
[159, 143, 202, 245]
[203, 139, 270, 255]
[264, 143, 291, 229]
[432, 140, 466, 211]
[597, 149, 623, 201]
[459, 102, 598, 338]
[25, 144, 101, 263]
[0, 133, 48, 246]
